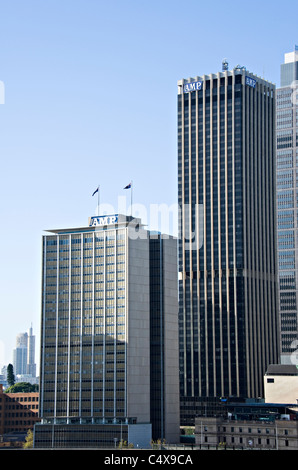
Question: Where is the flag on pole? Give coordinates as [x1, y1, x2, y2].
[123, 181, 133, 216]
[92, 185, 100, 216]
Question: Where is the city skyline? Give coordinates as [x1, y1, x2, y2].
[0, 0, 298, 371]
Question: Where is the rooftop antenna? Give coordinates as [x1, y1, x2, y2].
[222, 59, 228, 71]
[234, 64, 246, 71]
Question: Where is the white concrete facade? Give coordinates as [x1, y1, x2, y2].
[37, 215, 180, 447]
[264, 364, 298, 404]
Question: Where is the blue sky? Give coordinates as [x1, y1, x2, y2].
[0, 0, 297, 370]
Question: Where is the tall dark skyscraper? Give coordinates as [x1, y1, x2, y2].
[276, 47, 298, 364]
[178, 66, 280, 423]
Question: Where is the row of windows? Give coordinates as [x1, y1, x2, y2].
[1, 396, 39, 402]
[217, 425, 275, 434]
[277, 150, 296, 169]
[47, 252, 126, 261]
[46, 233, 125, 246]
[3, 407, 38, 416]
[3, 421, 37, 428]
[279, 273, 296, 290]
[202, 435, 290, 448]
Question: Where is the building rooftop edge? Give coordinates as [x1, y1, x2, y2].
[42, 214, 177, 239]
[265, 364, 298, 376]
[178, 69, 275, 87]
[43, 214, 144, 234]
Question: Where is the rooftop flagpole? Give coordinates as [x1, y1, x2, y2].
[124, 181, 133, 217]
[98, 184, 100, 216]
[131, 180, 133, 217]
[92, 185, 100, 216]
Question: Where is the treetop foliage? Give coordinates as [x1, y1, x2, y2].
[5, 382, 39, 393]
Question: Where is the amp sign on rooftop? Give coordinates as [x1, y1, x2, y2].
[183, 81, 202, 93]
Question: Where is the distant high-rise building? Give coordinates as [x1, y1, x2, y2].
[27, 325, 36, 377]
[280, 47, 298, 87]
[13, 333, 28, 376]
[34, 214, 179, 448]
[276, 47, 298, 363]
[178, 66, 280, 423]
[13, 327, 36, 378]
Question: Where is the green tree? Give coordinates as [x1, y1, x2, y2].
[5, 382, 38, 393]
[23, 429, 34, 449]
[6, 363, 15, 387]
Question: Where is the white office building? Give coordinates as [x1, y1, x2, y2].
[34, 214, 180, 448]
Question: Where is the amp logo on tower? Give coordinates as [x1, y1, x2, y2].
[245, 76, 257, 88]
[183, 81, 202, 93]
[89, 215, 118, 227]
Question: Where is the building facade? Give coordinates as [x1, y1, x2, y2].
[264, 364, 298, 404]
[0, 384, 40, 445]
[195, 415, 298, 450]
[178, 66, 280, 421]
[34, 215, 179, 448]
[276, 48, 298, 364]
